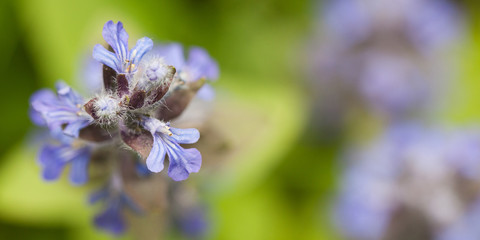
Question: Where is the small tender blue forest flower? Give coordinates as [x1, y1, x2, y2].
[90, 176, 141, 235]
[39, 140, 92, 185]
[141, 116, 201, 181]
[30, 20, 216, 185]
[93, 20, 153, 74]
[29, 19, 217, 236]
[149, 44, 219, 100]
[30, 81, 93, 138]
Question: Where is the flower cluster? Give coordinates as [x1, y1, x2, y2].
[310, 0, 462, 127]
[29, 20, 218, 234]
[336, 125, 480, 240]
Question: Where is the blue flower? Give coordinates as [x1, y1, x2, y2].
[336, 124, 480, 239]
[179, 207, 208, 237]
[93, 20, 153, 74]
[141, 117, 201, 181]
[90, 186, 141, 235]
[94, 201, 126, 236]
[30, 81, 93, 138]
[359, 53, 429, 116]
[38, 140, 91, 185]
[151, 44, 219, 100]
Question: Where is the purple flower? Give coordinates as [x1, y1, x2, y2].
[359, 53, 429, 116]
[92, 20, 153, 74]
[141, 117, 201, 181]
[150, 44, 219, 100]
[90, 183, 141, 235]
[322, 0, 462, 53]
[336, 124, 480, 239]
[30, 81, 93, 138]
[94, 201, 126, 236]
[179, 207, 208, 237]
[406, 0, 462, 53]
[38, 140, 91, 185]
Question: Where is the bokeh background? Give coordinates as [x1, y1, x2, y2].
[2, 0, 480, 239]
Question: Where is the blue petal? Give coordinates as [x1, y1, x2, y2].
[30, 82, 93, 137]
[181, 207, 208, 237]
[38, 144, 56, 165]
[39, 145, 66, 181]
[69, 148, 90, 185]
[186, 47, 219, 81]
[130, 37, 153, 66]
[170, 128, 200, 144]
[152, 43, 186, 69]
[94, 203, 126, 235]
[141, 116, 164, 135]
[29, 89, 56, 126]
[93, 44, 120, 72]
[145, 135, 167, 173]
[55, 81, 84, 106]
[102, 20, 129, 64]
[166, 144, 202, 181]
[196, 84, 215, 101]
[63, 119, 92, 138]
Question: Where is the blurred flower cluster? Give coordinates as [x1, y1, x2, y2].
[29, 20, 218, 236]
[336, 124, 480, 240]
[310, 0, 480, 239]
[310, 0, 462, 134]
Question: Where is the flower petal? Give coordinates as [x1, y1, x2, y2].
[69, 148, 91, 185]
[130, 37, 153, 66]
[145, 135, 167, 173]
[170, 128, 200, 144]
[196, 84, 215, 101]
[55, 81, 84, 106]
[93, 44, 120, 72]
[63, 119, 92, 138]
[39, 145, 66, 181]
[187, 47, 219, 81]
[167, 145, 202, 181]
[94, 202, 126, 235]
[29, 89, 56, 126]
[102, 20, 129, 63]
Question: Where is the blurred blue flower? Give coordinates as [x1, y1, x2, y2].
[150, 44, 219, 100]
[322, 0, 462, 53]
[90, 183, 141, 236]
[30, 81, 93, 138]
[38, 140, 91, 185]
[359, 52, 429, 117]
[141, 116, 201, 181]
[179, 206, 208, 237]
[406, 0, 462, 54]
[336, 124, 480, 239]
[93, 20, 153, 74]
